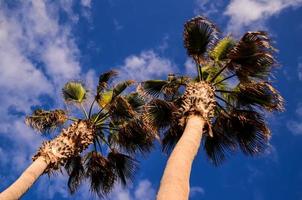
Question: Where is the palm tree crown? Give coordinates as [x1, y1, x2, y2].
[25, 70, 156, 198]
[139, 16, 284, 165]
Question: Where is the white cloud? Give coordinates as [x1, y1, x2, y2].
[190, 186, 205, 198]
[134, 179, 156, 200]
[117, 50, 178, 82]
[194, 0, 224, 16]
[224, 0, 302, 33]
[286, 103, 302, 135]
[184, 58, 197, 76]
[81, 0, 92, 8]
[0, 0, 93, 198]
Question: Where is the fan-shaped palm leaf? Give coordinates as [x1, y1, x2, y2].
[62, 81, 87, 103]
[97, 70, 118, 93]
[184, 16, 218, 63]
[210, 36, 236, 61]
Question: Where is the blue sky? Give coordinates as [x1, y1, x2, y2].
[0, 0, 302, 199]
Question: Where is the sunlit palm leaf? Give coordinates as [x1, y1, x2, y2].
[108, 150, 138, 186]
[210, 36, 236, 61]
[25, 109, 67, 133]
[112, 80, 135, 98]
[62, 81, 87, 103]
[96, 90, 113, 108]
[184, 16, 218, 62]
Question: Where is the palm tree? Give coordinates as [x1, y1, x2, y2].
[0, 70, 156, 200]
[139, 16, 284, 200]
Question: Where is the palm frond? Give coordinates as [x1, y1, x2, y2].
[146, 99, 177, 130]
[97, 70, 118, 92]
[25, 109, 67, 133]
[96, 90, 113, 108]
[227, 31, 276, 81]
[112, 80, 135, 98]
[108, 150, 138, 186]
[137, 80, 168, 97]
[109, 96, 136, 121]
[84, 151, 116, 197]
[62, 81, 87, 103]
[162, 123, 184, 153]
[110, 119, 156, 154]
[65, 156, 85, 194]
[126, 92, 145, 111]
[232, 82, 284, 111]
[184, 16, 218, 62]
[210, 36, 236, 61]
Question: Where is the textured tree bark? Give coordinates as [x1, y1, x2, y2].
[0, 157, 48, 200]
[157, 115, 205, 200]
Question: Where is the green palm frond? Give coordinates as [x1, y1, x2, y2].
[227, 31, 276, 81]
[25, 109, 67, 133]
[62, 81, 87, 103]
[96, 90, 113, 108]
[210, 36, 236, 61]
[184, 16, 218, 62]
[108, 150, 138, 186]
[84, 151, 116, 198]
[65, 156, 85, 194]
[112, 80, 135, 98]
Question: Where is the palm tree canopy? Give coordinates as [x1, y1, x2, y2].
[25, 70, 156, 198]
[139, 16, 284, 166]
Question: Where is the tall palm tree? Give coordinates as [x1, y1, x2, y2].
[139, 16, 284, 200]
[0, 70, 156, 200]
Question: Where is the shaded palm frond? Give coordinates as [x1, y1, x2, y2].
[125, 92, 145, 111]
[109, 96, 136, 121]
[65, 156, 85, 194]
[232, 82, 284, 111]
[110, 119, 156, 154]
[137, 80, 168, 97]
[210, 36, 236, 61]
[227, 31, 276, 81]
[108, 150, 138, 186]
[219, 109, 271, 156]
[84, 151, 116, 197]
[97, 70, 118, 93]
[162, 122, 184, 153]
[184, 16, 218, 62]
[112, 80, 135, 98]
[62, 81, 87, 103]
[146, 99, 177, 130]
[25, 109, 67, 133]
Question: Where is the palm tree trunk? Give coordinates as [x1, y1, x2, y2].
[0, 157, 48, 200]
[157, 115, 205, 200]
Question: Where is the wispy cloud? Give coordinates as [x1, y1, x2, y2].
[224, 0, 302, 33]
[190, 186, 205, 198]
[287, 103, 302, 135]
[116, 50, 178, 82]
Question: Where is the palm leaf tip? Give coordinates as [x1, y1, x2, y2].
[97, 70, 118, 92]
[65, 156, 85, 194]
[25, 109, 67, 133]
[85, 152, 116, 197]
[108, 150, 138, 186]
[62, 81, 87, 103]
[184, 15, 218, 61]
